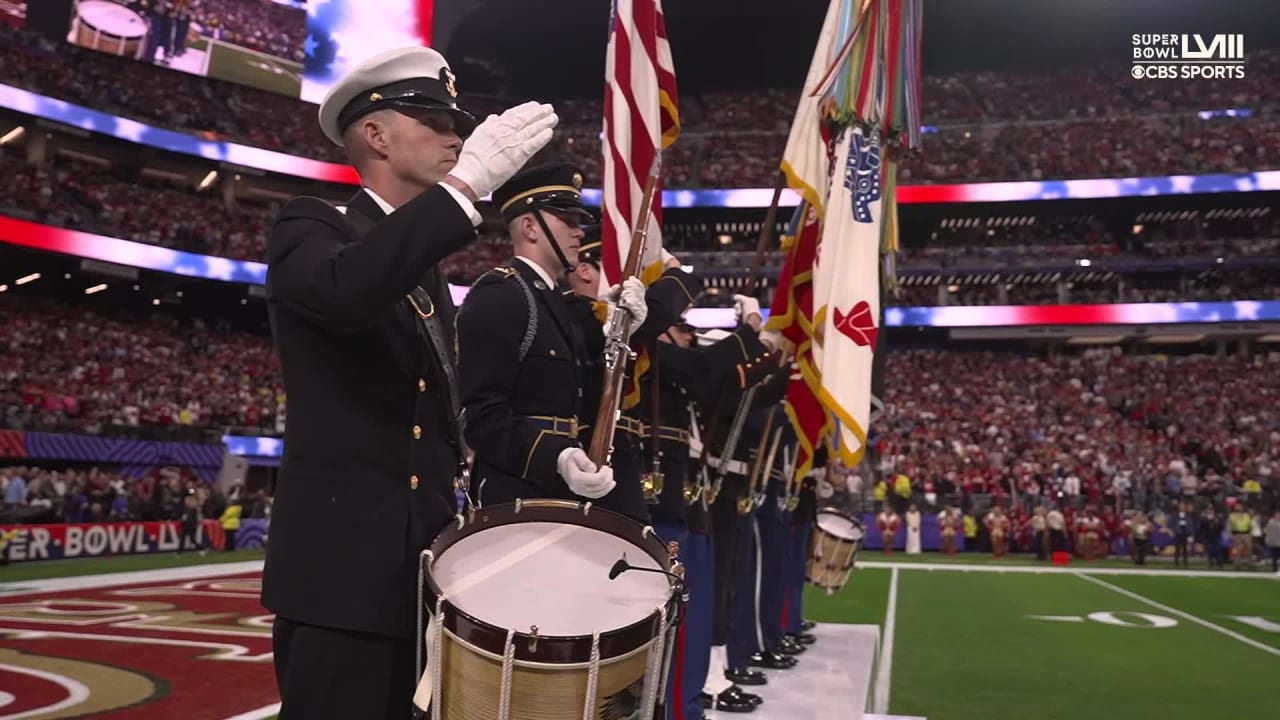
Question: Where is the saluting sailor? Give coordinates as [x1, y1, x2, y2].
[262, 46, 556, 718]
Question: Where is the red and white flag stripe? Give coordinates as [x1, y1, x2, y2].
[600, 0, 680, 286]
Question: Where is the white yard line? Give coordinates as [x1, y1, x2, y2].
[1074, 572, 1280, 658]
[222, 702, 281, 720]
[858, 560, 1276, 580]
[872, 568, 899, 715]
[0, 561, 264, 597]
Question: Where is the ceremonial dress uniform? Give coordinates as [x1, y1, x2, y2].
[570, 237, 704, 522]
[262, 46, 553, 719]
[455, 165, 613, 510]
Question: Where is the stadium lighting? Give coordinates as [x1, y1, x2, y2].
[0, 284, 7, 292]
[84, 284, 108, 295]
[0, 126, 23, 145]
[15, 272, 40, 285]
[152, 299, 160, 305]
[718, 234, 733, 245]
[1077, 258, 1092, 267]
[197, 170, 219, 191]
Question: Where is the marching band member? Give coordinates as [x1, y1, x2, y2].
[938, 503, 961, 556]
[986, 505, 1011, 558]
[877, 507, 900, 554]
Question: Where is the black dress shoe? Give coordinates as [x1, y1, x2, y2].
[724, 685, 763, 706]
[801, 620, 816, 631]
[699, 691, 714, 709]
[726, 666, 768, 686]
[788, 631, 817, 645]
[749, 651, 797, 669]
[777, 637, 806, 655]
[713, 689, 756, 713]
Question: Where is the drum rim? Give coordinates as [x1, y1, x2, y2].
[424, 500, 677, 664]
[815, 506, 864, 538]
[77, 0, 147, 40]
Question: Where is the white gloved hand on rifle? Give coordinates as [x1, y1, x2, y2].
[446, 101, 558, 199]
[606, 277, 648, 337]
[557, 448, 616, 499]
[733, 293, 762, 330]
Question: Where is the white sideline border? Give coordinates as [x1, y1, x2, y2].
[222, 702, 282, 720]
[1075, 572, 1280, 658]
[0, 560, 265, 597]
[872, 568, 899, 714]
[858, 560, 1278, 580]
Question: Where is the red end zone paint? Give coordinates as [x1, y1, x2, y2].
[0, 572, 277, 719]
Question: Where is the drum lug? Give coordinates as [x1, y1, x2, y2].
[527, 625, 539, 654]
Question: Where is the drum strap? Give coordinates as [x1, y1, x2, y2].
[581, 632, 602, 720]
[499, 629, 517, 720]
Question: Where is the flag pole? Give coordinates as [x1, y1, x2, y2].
[744, 170, 787, 297]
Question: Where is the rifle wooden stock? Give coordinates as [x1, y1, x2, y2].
[587, 156, 663, 467]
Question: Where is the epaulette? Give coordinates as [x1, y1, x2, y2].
[477, 265, 519, 283]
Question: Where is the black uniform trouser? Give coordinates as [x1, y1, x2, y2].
[273, 616, 415, 720]
[709, 485, 741, 647]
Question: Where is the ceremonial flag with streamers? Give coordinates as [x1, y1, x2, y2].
[767, 0, 922, 477]
[600, 0, 680, 407]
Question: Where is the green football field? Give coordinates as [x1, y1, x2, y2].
[2, 551, 1276, 719]
[809, 560, 1280, 720]
[194, 37, 303, 97]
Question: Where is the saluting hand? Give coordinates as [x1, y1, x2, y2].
[447, 101, 558, 199]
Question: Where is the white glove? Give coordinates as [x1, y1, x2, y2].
[448, 101, 558, 199]
[607, 277, 649, 332]
[557, 448, 616, 499]
[733, 294, 761, 324]
[759, 329, 782, 353]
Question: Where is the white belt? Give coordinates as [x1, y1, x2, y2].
[707, 455, 748, 476]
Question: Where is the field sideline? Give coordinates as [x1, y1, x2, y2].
[1, 552, 1276, 719]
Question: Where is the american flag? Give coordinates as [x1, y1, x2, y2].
[599, 0, 680, 287]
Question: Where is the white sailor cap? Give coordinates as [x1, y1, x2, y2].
[317, 46, 477, 147]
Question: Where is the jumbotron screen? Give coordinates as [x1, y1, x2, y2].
[18, 0, 433, 103]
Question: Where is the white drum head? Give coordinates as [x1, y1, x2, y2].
[433, 521, 670, 637]
[817, 511, 862, 541]
[79, 1, 147, 38]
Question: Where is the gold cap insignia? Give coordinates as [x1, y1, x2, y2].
[443, 69, 458, 98]
[369, 92, 382, 102]
[572, 172, 583, 189]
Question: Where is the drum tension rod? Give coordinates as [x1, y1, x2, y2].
[528, 625, 539, 653]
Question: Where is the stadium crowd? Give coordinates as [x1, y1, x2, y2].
[860, 349, 1279, 518]
[3, 149, 1277, 304]
[3, 25, 1279, 186]
[0, 296, 282, 438]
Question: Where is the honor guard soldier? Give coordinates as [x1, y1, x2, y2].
[782, 449, 821, 646]
[698, 299, 789, 713]
[645, 315, 776, 718]
[261, 46, 556, 719]
[457, 163, 646, 512]
[567, 231, 704, 522]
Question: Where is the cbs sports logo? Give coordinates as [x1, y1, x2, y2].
[1131, 34, 1245, 80]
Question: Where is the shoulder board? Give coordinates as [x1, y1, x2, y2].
[477, 265, 519, 282]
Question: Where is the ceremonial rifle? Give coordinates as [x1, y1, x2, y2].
[587, 155, 663, 467]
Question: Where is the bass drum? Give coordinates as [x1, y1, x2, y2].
[806, 507, 865, 594]
[416, 499, 679, 720]
[69, 1, 148, 58]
